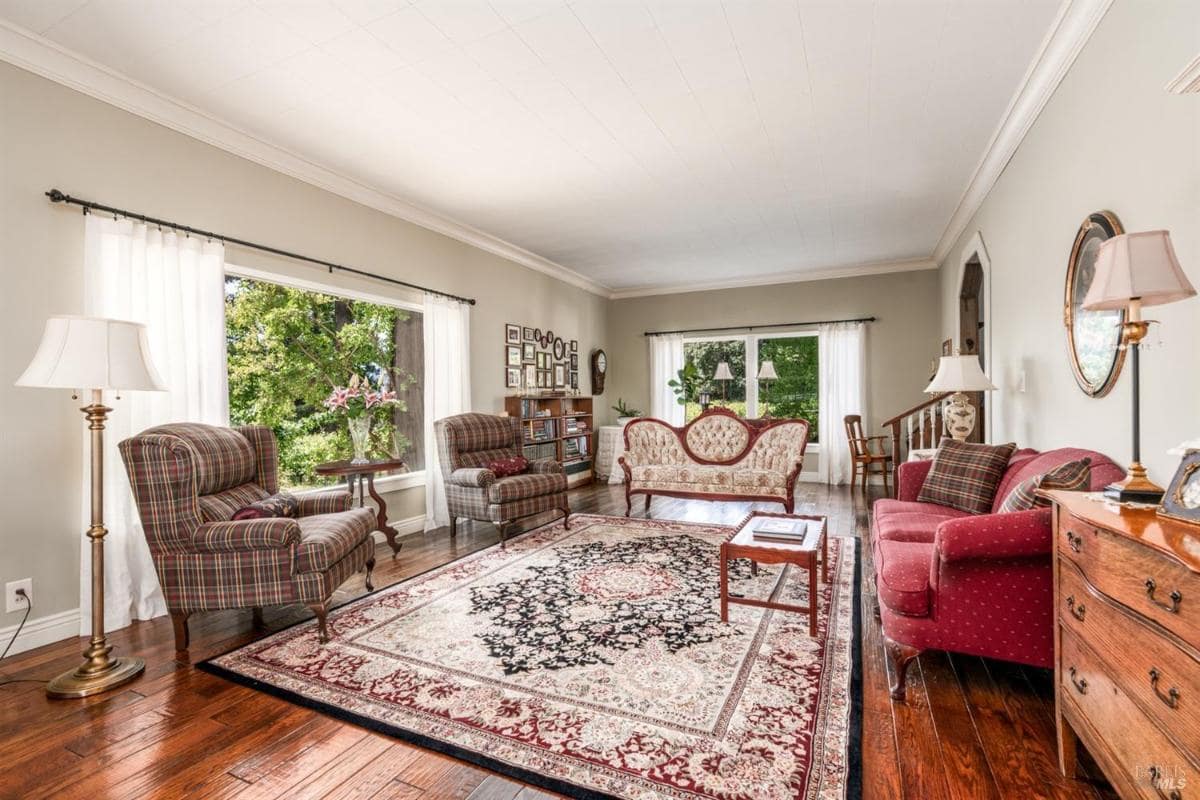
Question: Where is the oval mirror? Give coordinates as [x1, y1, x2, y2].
[1064, 210, 1126, 397]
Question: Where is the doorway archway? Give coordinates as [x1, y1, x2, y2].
[957, 233, 992, 443]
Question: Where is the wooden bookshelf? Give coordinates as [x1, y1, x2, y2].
[504, 395, 594, 486]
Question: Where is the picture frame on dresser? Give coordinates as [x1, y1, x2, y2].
[1159, 449, 1200, 524]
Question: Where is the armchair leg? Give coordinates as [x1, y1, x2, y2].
[644, 493, 652, 515]
[170, 611, 191, 653]
[251, 606, 264, 628]
[624, 489, 632, 517]
[308, 603, 330, 644]
[561, 505, 571, 530]
[364, 554, 376, 592]
[883, 635, 921, 701]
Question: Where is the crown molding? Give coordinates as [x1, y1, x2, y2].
[931, 0, 1113, 265]
[1166, 53, 1200, 94]
[608, 257, 938, 300]
[0, 20, 612, 298]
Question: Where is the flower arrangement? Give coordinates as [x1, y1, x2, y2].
[324, 375, 400, 463]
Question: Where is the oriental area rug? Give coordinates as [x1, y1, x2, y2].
[201, 514, 861, 800]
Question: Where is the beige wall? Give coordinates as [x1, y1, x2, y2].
[0, 61, 607, 631]
[605, 270, 944, 458]
[937, 0, 1200, 484]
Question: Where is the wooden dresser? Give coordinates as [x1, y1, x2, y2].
[1047, 490, 1200, 800]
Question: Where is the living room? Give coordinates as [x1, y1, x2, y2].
[1, 1, 1198, 799]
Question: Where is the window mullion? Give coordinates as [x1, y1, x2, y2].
[746, 335, 759, 418]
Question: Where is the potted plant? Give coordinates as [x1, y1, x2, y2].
[667, 360, 703, 408]
[611, 398, 642, 425]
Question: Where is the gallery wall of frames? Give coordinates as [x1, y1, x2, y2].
[504, 324, 579, 392]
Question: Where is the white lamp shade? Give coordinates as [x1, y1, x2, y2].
[757, 360, 778, 380]
[1083, 230, 1197, 310]
[925, 355, 996, 393]
[16, 316, 166, 391]
[713, 361, 734, 380]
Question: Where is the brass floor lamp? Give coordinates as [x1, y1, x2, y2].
[17, 316, 165, 698]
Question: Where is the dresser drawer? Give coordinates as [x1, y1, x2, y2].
[1059, 514, 1199, 646]
[1059, 560, 1200, 761]
[1060, 628, 1199, 800]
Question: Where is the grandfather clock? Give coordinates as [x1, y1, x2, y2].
[590, 349, 607, 395]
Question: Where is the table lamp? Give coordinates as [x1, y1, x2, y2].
[1083, 230, 1196, 502]
[713, 361, 733, 403]
[757, 360, 778, 417]
[925, 354, 996, 441]
[16, 316, 165, 698]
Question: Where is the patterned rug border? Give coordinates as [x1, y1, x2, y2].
[197, 515, 864, 800]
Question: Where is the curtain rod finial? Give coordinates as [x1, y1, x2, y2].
[46, 189, 67, 203]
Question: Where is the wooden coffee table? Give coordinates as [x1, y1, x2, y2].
[719, 511, 828, 636]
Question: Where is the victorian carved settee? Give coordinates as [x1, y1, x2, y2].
[434, 412, 570, 542]
[873, 446, 1123, 700]
[119, 423, 378, 650]
[619, 408, 809, 515]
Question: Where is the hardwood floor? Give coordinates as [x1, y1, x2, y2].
[0, 482, 1116, 799]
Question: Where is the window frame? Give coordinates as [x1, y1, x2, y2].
[224, 263, 426, 493]
[681, 329, 821, 450]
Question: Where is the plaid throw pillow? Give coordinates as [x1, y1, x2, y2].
[488, 456, 529, 478]
[999, 458, 1092, 513]
[232, 492, 299, 520]
[918, 440, 1017, 514]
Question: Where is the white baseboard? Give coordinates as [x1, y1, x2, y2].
[0, 607, 80, 658]
[373, 514, 427, 544]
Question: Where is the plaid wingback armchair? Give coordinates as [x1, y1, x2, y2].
[119, 422, 378, 650]
[434, 413, 570, 542]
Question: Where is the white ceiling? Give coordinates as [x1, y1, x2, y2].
[0, 0, 1064, 293]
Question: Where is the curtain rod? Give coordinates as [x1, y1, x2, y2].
[45, 188, 476, 305]
[643, 316, 876, 337]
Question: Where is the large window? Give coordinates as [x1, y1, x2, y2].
[225, 271, 424, 489]
[682, 333, 818, 442]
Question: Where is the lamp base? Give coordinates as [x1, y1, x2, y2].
[46, 655, 144, 699]
[1103, 462, 1164, 504]
[943, 392, 976, 441]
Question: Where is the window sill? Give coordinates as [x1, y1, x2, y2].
[295, 470, 426, 497]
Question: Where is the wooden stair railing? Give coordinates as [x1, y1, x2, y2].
[880, 393, 952, 495]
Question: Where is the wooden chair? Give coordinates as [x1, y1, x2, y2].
[844, 414, 892, 495]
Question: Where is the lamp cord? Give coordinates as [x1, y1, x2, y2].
[0, 592, 51, 687]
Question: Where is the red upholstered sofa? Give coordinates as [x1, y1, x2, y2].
[872, 447, 1123, 700]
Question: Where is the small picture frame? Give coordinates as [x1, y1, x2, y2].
[537, 370, 550, 388]
[553, 337, 565, 360]
[570, 352, 578, 370]
[1159, 450, 1200, 525]
[506, 345, 521, 366]
[522, 342, 536, 363]
[569, 371, 578, 389]
[506, 324, 521, 344]
[505, 367, 520, 388]
[570, 340, 578, 353]
[537, 352, 549, 369]
[523, 326, 535, 341]
[524, 363, 536, 388]
[554, 363, 565, 387]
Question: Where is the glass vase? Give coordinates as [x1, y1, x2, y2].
[347, 415, 371, 465]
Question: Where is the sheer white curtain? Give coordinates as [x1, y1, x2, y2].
[648, 334, 685, 425]
[817, 321, 866, 485]
[83, 215, 227, 634]
[423, 293, 471, 531]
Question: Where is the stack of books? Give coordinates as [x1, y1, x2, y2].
[750, 518, 814, 544]
[525, 419, 557, 443]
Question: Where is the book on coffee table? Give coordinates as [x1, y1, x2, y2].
[751, 518, 813, 542]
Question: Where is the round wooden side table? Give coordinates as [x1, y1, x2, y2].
[315, 458, 407, 557]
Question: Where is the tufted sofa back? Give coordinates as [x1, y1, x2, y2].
[624, 409, 809, 472]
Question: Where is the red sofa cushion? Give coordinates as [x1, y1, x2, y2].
[875, 509, 968, 543]
[874, 539, 934, 617]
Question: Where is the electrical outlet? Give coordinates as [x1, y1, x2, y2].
[6, 579, 31, 613]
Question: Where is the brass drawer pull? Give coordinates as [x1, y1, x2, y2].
[1068, 666, 1088, 695]
[1066, 531, 1083, 552]
[1149, 668, 1181, 709]
[1065, 595, 1086, 622]
[1147, 766, 1183, 800]
[1145, 579, 1183, 613]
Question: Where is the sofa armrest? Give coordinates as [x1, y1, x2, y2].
[527, 459, 565, 475]
[934, 508, 1053, 562]
[448, 468, 496, 488]
[192, 518, 301, 553]
[298, 489, 352, 516]
[896, 460, 934, 501]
